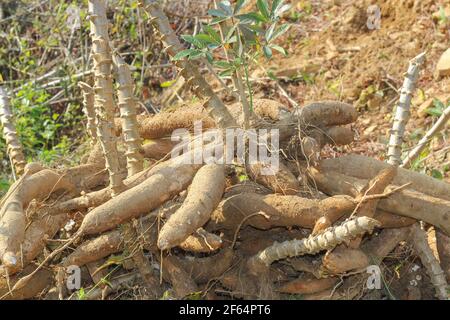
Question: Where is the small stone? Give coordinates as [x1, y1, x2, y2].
[436, 48, 450, 78]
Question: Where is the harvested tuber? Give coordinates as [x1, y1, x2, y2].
[158, 164, 225, 250]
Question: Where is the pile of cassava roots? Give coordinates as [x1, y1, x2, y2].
[0, 1, 448, 300]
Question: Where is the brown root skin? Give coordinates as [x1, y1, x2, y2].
[251, 99, 291, 121]
[373, 210, 416, 228]
[347, 165, 397, 248]
[178, 229, 222, 253]
[86, 142, 105, 165]
[115, 104, 215, 139]
[227, 98, 291, 127]
[0, 211, 68, 276]
[62, 230, 123, 268]
[61, 210, 219, 269]
[236, 227, 309, 257]
[322, 246, 370, 275]
[319, 154, 450, 201]
[161, 255, 199, 299]
[0, 169, 75, 267]
[224, 180, 271, 198]
[209, 193, 355, 231]
[321, 227, 411, 276]
[309, 126, 354, 148]
[277, 276, 339, 295]
[309, 167, 450, 235]
[158, 164, 225, 251]
[219, 266, 255, 298]
[313, 209, 415, 233]
[173, 248, 234, 283]
[142, 139, 176, 160]
[63, 162, 109, 192]
[282, 135, 321, 164]
[436, 230, 450, 281]
[312, 216, 332, 235]
[295, 101, 358, 127]
[0, 265, 52, 300]
[246, 161, 300, 195]
[79, 163, 200, 236]
[122, 220, 161, 294]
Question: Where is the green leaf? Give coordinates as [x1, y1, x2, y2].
[266, 69, 278, 81]
[257, 0, 270, 20]
[275, 3, 292, 18]
[236, 12, 267, 23]
[426, 107, 443, 117]
[239, 24, 257, 43]
[218, 1, 233, 15]
[431, 169, 443, 180]
[0, 178, 11, 195]
[225, 35, 237, 44]
[194, 33, 217, 45]
[219, 69, 233, 77]
[188, 50, 205, 60]
[171, 49, 196, 61]
[210, 16, 229, 25]
[265, 23, 277, 41]
[234, 0, 247, 14]
[270, 0, 284, 18]
[207, 9, 228, 18]
[160, 79, 177, 88]
[224, 24, 238, 43]
[214, 61, 233, 69]
[77, 288, 86, 300]
[269, 44, 287, 56]
[271, 23, 290, 41]
[203, 25, 221, 43]
[263, 45, 273, 58]
[206, 51, 213, 63]
[433, 98, 445, 109]
[439, 6, 447, 23]
[160, 290, 174, 300]
[181, 35, 206, 48]
[238, 173, 249, 182]
[185, 291, 203, 300]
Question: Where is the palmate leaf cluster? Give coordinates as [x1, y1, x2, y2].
[172, 0, 291, 77]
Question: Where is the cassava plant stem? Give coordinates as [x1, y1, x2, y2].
[142, 1, 237, 129]
[112, 54, 144, 176]
[0, 86, 26, 177]
[410, 224, 448, 300]
[78, 82, 98, 145]
[248, 216, 381, 272]
[88, 0, 124, 196]
[387, 52, 426, 166]
[401, 105, 450, 168]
